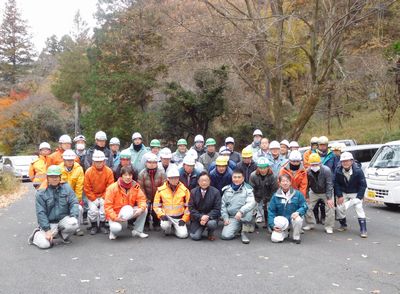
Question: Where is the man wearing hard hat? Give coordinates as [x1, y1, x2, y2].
[29, 142, 51, 189]
[84, 131, 114, 170]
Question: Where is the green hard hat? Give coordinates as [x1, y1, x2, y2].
[150, 139, 161, 148]
[205, 138, 216, 146]
[177, 138, 188, 146]
[120, 150, 131, 159]
[257, 157, 270, 169]
[47, 165, 62, 176]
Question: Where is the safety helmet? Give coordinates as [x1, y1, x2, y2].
[253, 129, 263, 136]
[194, 135, 204, 143]
[177, 138, 188, 146]
[289, 150, 302, 161]
[109, 137, 120, 145]
[308, 153, 321, 165]
[73, 135, 86, 142]
[131, 132, 142, 140]
[310, 137, 319, 145]
[119, 205, 134, 220]
[242, 148, 253, 158]
[62, 149, 77, 160]
[146, 153, 158, 162]
[280, 140, 290, 148]
[186, 149, 198, 160]
[219, 146, 231, 155]
[340, 152, 354, 161]
[205, 138, 216, 146]
[289, 141, 300, 148]
[257, 157, 270, 169]
[160, 148, 172, 159]
[225, 137, 235, 144]
[95, 131, 107, 141]
[150, 139, 161, 148]
[59, 134, 72, 144]
[92, 150, 106, 162]
[167, 167, 180, 178]
[39, 142, 51, 150]
[183, 156, 196, 166]
[47, 165, 62, 176]
[215, 156, 228, 166]
[318, 136, 329, 145]
[269, 141, 280, 149]
[120, 150, 131, 159]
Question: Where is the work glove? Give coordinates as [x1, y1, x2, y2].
[160, 215, 168, 221]
[178, 220, 185, 226]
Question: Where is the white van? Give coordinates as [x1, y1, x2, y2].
[344, 144, 382, 172]
[365, 140, 400, 208]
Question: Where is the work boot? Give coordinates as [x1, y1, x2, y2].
[358, 218, 368, 238]
[241, 232, 250, 244]
[90, 222, 99, 235]
[337, 218, 347, 232]
[99, 222, 109, 234]
[127, 219, 134, 231]
[82, 211, 88, 225]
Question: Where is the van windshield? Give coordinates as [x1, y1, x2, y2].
[369, 145, 400, 168]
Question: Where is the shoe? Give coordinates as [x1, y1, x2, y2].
[256, 216, 263, 223]
[132, 230, 149, 238]
[325, 227, 333, 234]
[28, 228, 40, 245]
[321, 218, 326, 225]
[90, 223, 99, 235]
[61, 237, 71, 244]
[109, 231, 117, 240]
[293, 239, 301, 244]
[337, 218, 347, 232]
[99, 222, 109, 234]
[127, 219, 134, 230]
[303, 225, 314, 231]
[208, 234, 216, 241]
[241, 232, 250, 244]
[358, 218, 368, 238]
[75, 228, 84, 236]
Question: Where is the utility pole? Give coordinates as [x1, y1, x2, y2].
[73, 92, 81, 136]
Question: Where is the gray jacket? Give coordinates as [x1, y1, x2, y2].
[249, 170, 278, 203]
[35, 183, 79, 231]
[229, 151, 241, 163]
[199, 152, 218, 171]
[171, 150, 187, 165]
[221, 183, 256, 221]
[307, 165, 333, 199]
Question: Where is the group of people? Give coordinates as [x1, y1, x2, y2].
[27, 129, 368, 249]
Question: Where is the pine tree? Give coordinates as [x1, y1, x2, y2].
[0, 0, 35, 85]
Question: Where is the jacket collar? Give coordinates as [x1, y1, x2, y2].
[275, 188, 296, 199]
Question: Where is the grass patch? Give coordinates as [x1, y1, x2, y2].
[0, 172, 21, 195]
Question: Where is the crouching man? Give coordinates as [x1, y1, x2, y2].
[268, 173, 308, 244]
[28, 165, 79, 249]
[104, 166, 148, 240]
[220, 169, 257, 244]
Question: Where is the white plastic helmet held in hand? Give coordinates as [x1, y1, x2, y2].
[186, 149, 198, 160]
[340, 151, 354, 161]
[167, 167, 180, 178]
[110, 137, 120, 145]
[160, 147, 172, 159]
[194, 134, 204, 143]
[183, 156, 195, 166]
[59, 135, 72, 144]
[95, 131, 107, 141]
[274, 216, 289, 230]
[131, 132, 142, 140]
[119, 205, 134, 220]
[280, 140, 290, 148]
[92, 150, 106, 162]
[289, 141, 300, 148]
[225, 137, 235, 144]
[62, 149, 77, 160]
[39, 142, 51, 150]
[269, 140, 280, 149]
[289, 150, 302, 161]
[253, 129, 263, 136]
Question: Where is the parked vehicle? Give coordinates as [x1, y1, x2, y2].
[365, 140, 400, 208]
[2, 156, 38, 182]
[329, 139, 357, 147]
[344, 144, 382, 172]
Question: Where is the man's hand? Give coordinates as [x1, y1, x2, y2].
[273, 226, 282, 232]
[291, 212, 300, 220]
[178, 220, 185, 226]
[337, 197, 344, 205]
[45, 230, 53, 243]
[327, 199, 334, 208]
[132, 208, 144, 218]
[224, 219, 230, 226]
[115, 217, 125, 222]
[235, 211, 243, 221]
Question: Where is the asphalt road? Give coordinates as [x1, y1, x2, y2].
[0, 183, 399, 294]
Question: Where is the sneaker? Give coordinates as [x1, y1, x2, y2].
[256, 216, 263, 223]
[360, 232, 368, 238]
[325, 227, 333, 234]
[293, 238, 301, 244]
[303, 225, 314, 231]
[241, 232, 250, 244]
[109, 232, 117, 240]
[132, 230, 149, 238]
[90, 226, 99, 235]
[28, 228, 40, 245]
[337, 226, 347, 232]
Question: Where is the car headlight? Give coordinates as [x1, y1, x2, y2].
[387, 172, 400, 181]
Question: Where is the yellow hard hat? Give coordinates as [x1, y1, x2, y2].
[215, 156, 228, 166]
[242, 148, 253, 158]
[309, 153, 321, 165]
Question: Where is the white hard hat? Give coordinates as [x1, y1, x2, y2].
[280, 140, 290, 148]
[119, 205, 134, 220]
[95, 131, 107, 141]
[73, 135, 86, 142]
[225, 137, 235, 144]
[92, 150, 106, 162]
[253, 129, 263, 136]
[186, 149, 198, 160]
[340, 151, 354, 161]
[39, 142, 51, 150]
[160, 147, 172, 159]
[269, 140, 280, 149]
[59, 134, 72, 144]
[166, 167, 180, 178]
[183, 155, 195, 166]
[318, 136, 329, 145]
[219, 146, 231, 155]
[194, 134, 204, 143]
[109, 137, 120, 145]
[289, 150, 302, 161]
[62, 149, 77, 160]
[289, 141, 300, 148]
[131, 132, 142, 140]
[146, 153, 158, 162]
[274, 216, 289, 230]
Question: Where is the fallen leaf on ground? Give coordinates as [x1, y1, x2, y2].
[80, 280, 90, 283]
[332, 283, 340, 287]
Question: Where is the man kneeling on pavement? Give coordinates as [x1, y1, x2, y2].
[28, 165, 79, 249]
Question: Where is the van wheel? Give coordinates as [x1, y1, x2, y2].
[384, 203, 399, 209]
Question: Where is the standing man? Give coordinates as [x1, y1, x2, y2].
[220, 169, 257, 244]
[179, 156, 200, 190]
[28, 165, 79, 249]
[303, 137, 319, 169]
[172, 138, 188, 166]
[124, 132, 149, 173]
[158, 147, 174, 174]
[199, 138, 218, 171]
[303, 153, 335, 234]
[84, 150, 115, 235]
[267, 140, 287, 176]
[109, 137, 121, 167]
[29, 142, 51, 189]
[280, 140, 290, 159]
[189, 172, 221, 241]
[317, 136, 337, 174]
[236, 148, 257, 183]
[85, 131, 114, 170]
[191, 134, 206, 158]
[73, 135, 87, 170]
[210, 156, 233, 194]
[256, 138, 270, 159]
[225, 137, 241, 163]
[247, 129, 263, 161]
[334, 152, 368, 238]
[279, 150, 308, 198]
[153, 167, 191, 239]
[289, 141, 300, 152]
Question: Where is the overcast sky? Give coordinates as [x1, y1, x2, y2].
[0, 0, 98, 52]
